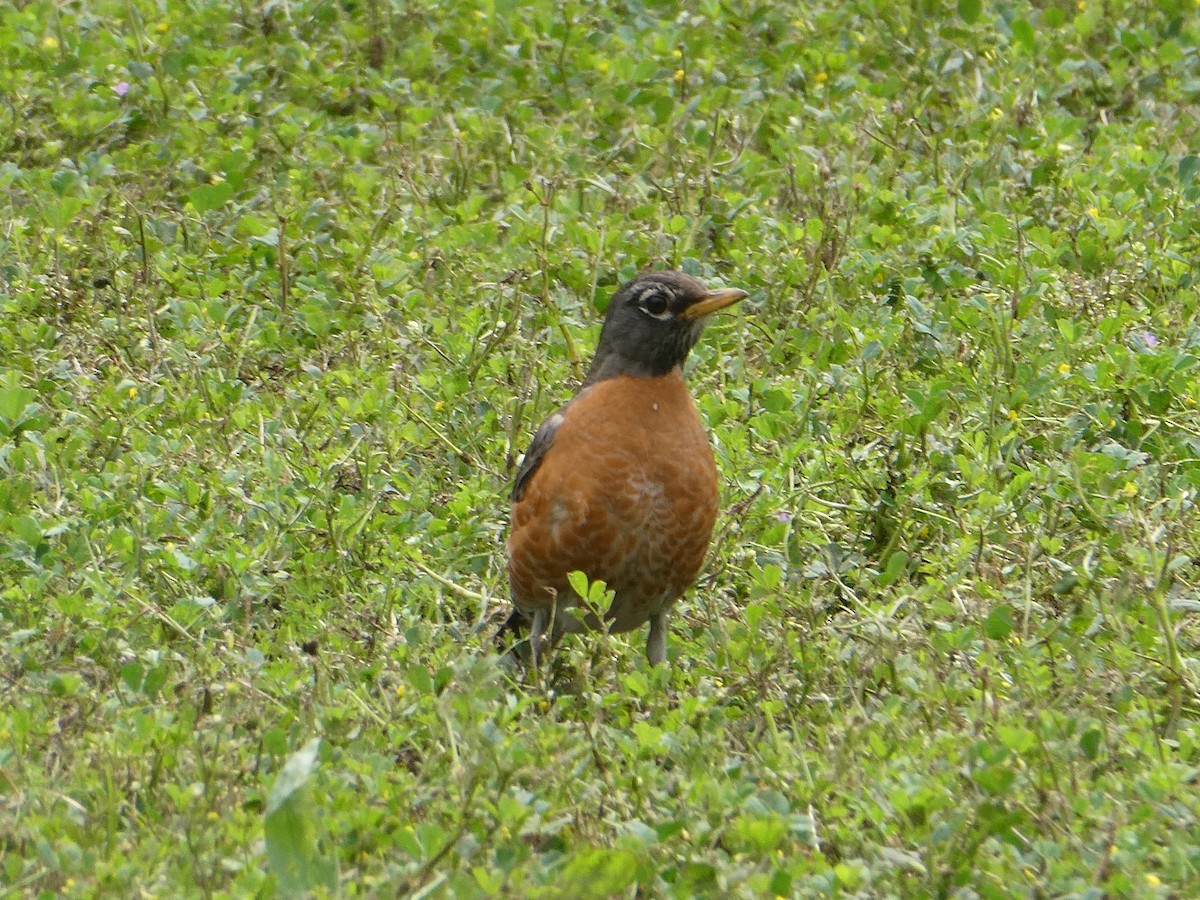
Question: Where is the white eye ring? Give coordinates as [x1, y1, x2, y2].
[637, 288, 673, 320]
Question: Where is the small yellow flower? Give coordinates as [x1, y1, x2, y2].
[673, 69, 685, 82]
[672, 48, 683, 59]
[1088, 206, 1099, 217]
[1007, 409, 1018, 422]
[156, 22, 169, 33]
[408, 250, 419, 260]
[1121, 481, 1138, 498]
[42, 35, 59, 50]
[1146, 874, 1162, 887]
[395, 684, 406, 698]
[128, 387, 137, 399]
[597, 59, 609, 73]
[1077, 0, 1085, 9]
[815, 71, 828, 84]
[989, 108, 1003, 121]
[1058, 363, 1071, 374]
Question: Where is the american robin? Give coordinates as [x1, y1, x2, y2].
[505, 271, 747, 665]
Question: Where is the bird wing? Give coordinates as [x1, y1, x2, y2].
[511, 408, 566, 502]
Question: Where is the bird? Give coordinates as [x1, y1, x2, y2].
[504, 270, 747, 666]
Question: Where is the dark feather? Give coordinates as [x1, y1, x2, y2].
[511, 408, 566, 502]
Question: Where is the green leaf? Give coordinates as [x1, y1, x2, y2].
[876, 550, 908, 586]
[729, 815, 789, 855]
[834, 862, 865, 889]
[997, 725, 1036, 755]
[587, 577, 612, 605]
[408, 664, 433, 695]
[753, 563, 783, 592]
[143, 665, 167, 697]
[265, 738, 320, 818]
[678, 862, 718, 889]
[567, 570, 590, 599]
[265, 739, 337, 894]
[972, 762, 1016, 795]
[120, 662, 144, 692]
[263, 728, 288, 756]
[1079, 726, 1102, 760]
[1052, 574, 1079, 594]
[984, 604, 1014, 640]
[770, 869, 793, 897]
[7, 514, 42, 546]
[1011, 18, 1036, 50]
[623, 670, 649, 696]
[761, 387, 791, 413]
[976, 801, 1024, 838]
[42, 197, 83, 230]
[50, 169, 79, 195]
[0, 376, 40, 435]
[50, 673, 82, 697]
[958, 0, 982, 25]
[654, 820, 687, 840]
[1179, 155, 1200, 185]
[559, 848, 639, 898]
[236, 213, 276, 237]
[632, 722, 665, 752]
[188, 181, 234, 213]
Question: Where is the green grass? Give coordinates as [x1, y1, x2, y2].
[3, 0, 1200, 895]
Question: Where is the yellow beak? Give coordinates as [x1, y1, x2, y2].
[680, 287, 749, 320]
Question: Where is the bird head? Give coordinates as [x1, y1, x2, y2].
[584, 271, 747, 385]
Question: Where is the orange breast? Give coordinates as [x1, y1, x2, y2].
[507, 370, 719, 633]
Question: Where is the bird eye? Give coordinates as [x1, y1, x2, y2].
[637, 289, 672, 319]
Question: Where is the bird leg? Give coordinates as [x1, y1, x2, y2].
[646, 611, 668, 666]
[528, 608, 550, 670]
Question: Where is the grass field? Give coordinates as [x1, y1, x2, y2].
[3, 0, 1200, 896]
